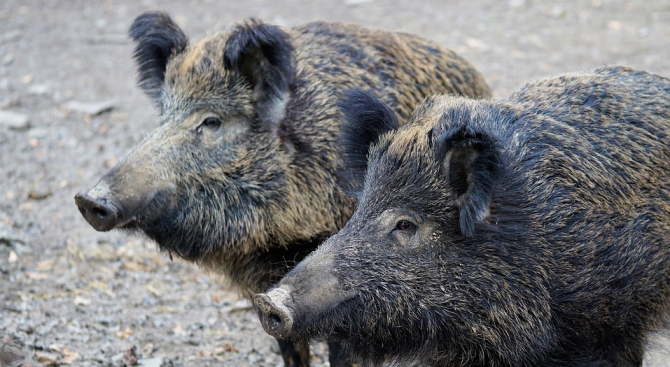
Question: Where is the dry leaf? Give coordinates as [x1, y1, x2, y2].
[25, 272, 48, 280]
[222, 342, 237, 353]
[27, 191, 51, 201]
[123, 262, 145, 272]
[60, 349, 79, 365]
[172, 323, 185, 336]
[34, 351, 59, 366]
[142, 343, 154, 356]
[88, 281, 116, 298]
[122, 346, 138, 366]
[36, 260, 55, 271]
[156, 306, 180, 313]
[465, 37, 485, 49]
[104, 156, 118, 168]
[116, 327, 134, 339]
[18, 203, 34, 211]
[144, 285, 161, 296]
[213, 342, 238, 355]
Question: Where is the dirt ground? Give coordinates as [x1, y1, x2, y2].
[2, 0, 670, 366]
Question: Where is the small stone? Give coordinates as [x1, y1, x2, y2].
[343, 0, 374, 4]
[0, 31, 20, 44]
[608, 20, 623, 31]
[65, 100, 115, 116]
[73, 296, 91, 306]
[28, 128, 48, 139]
[19, 74, 33, 84]
[0, 79, 10, 91]
[27, 84, 49, 96]
[0, 110, 29, 130]
[34, 351, 59, 366]
[0, 221, 25, 248]
[2, 54, 13, 66]
[138, 357, 163, 367]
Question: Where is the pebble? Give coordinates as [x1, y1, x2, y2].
[138, 357, 163, 367]
[27, 84, 49, 96]
[2, 54, 13, 66]
[28, 127, 48, 138]
[0, 30, 20, 44]
[0, 110, 29, 130]
[343, 0, 375, 5]
[0, 79, 11, 91]
[0, 221, 26, 247]
[65, 100, 115, 116]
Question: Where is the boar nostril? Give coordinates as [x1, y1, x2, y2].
[268, 312, 283, 329]
[74, 192, 120, 232]
[92, 207, 108, 221]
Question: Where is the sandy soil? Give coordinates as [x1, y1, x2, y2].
[1, 0, 670, 366]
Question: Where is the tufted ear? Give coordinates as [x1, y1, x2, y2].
[129, 11, 188, 104]
[224, 19, 295, 125]
[336, 90, 400, 196]
[436, 125, 502, 237]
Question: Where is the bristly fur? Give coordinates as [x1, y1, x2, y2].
[262, 66, 670, 367]
[129, 11, 188, 105]
[337, 89, 400, 197]
[77, 12, 492, 367]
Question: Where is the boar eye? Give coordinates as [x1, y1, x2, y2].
[394, 220, 416, 232]
[200, 117, 222, 129]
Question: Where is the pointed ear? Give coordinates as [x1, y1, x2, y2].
[437, 125, 502, 237]
[224, 19, 295, 125]
[337, 90, 400, 196]
[129, 11, 188, 104]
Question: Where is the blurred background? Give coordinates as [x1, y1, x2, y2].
[1, 1, 669, 366]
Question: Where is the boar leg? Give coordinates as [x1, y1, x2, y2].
[277, 339, 310, 367]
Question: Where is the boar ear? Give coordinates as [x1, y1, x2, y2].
[224, 19, 295, 125]
[437, 125, 502, 237]
[129, 11, 188, 103]
[337, 90, 400, 195]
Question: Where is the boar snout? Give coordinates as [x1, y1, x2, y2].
[255, 288, 295, 340]
[75, 154, 177, 234]
[75, 188, 120, 232]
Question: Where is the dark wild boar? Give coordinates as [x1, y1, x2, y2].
[255, 66, 670, 367]
[74, 11, 491, 367]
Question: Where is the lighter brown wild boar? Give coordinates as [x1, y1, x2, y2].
[74, 11, 491, 367]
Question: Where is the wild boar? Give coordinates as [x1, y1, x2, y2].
[74, 11, 491, 367]
[255, 66, 670, 367]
